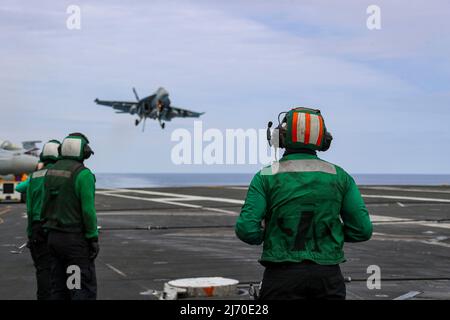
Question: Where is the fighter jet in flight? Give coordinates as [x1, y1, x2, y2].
[0, 140, 40, 176]
[94, 87, 204, 130]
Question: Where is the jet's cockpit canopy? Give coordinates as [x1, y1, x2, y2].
[0, 140, 16, 150]
[0, 140, 41, 151]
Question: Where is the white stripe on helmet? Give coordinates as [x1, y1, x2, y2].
[61, 138, 82, 158]
[297, 113, 306, 143]
[42, 142, 59, 158]
[309, 114, 320, 145]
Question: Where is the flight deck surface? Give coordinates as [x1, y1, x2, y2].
[1, 185, 449, 300]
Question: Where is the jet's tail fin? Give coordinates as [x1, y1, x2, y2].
[133, 87, 140, 101]
[22, 141, 41, 151]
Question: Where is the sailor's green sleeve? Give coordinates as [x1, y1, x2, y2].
[16, 178, 32, 236]
[75, 169, 98, 239]
[235, 171, 267, 245]
[15, 178, 29, 193]
[25, 181, 32, 237]
[340, 174, 372, 242]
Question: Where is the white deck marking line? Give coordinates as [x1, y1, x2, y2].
[98, 190, 450, 220]
[227, 187, 249, 190]
[100, 188, 203, 198]
[138, 197, 201, 202]
[97, 211, 225, 217]
[100, 191, 200, 202]
[155, 200, 202, 209]
[0, 207, 11, 224]
[420, 223, 450, 230]
[202, 207, 238, 216]
[373, 233, 450, 248]
[388, 203, 447, 208]
[393, 291, 421, 300]
[374, 221, 450, 230]
[97, 192, 239, 216]
[100, 189, 450, 204]
[0, 208, 11, 215]
[365, 203, 390, 207]
[370, 214, 409, 222]
[371, 215, 450, 230]
[106, 263, 127, 277]
[98, 189, 245, 205]
[397, 202, 405, 207]
[363, 186, 450, 194]
[362, 194, 450, 203]
[96, 192, 202, 209]
[98, 192, 219, 204]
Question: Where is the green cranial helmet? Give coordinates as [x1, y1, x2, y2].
[274, 107, 333, 151]
[60, 133, 94, 161]
[40, 140, 61, 162]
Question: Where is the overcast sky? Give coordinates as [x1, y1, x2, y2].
[1, 0, 449, 174]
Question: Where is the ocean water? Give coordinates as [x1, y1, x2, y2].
[95, 173, 450, 189]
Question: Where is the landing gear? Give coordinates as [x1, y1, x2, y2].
[158, 118, 165, 129]
[135, 117, 148, 132]
[20, 192, 26, 204]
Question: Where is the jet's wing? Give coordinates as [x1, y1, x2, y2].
[24, 148, 40, 155]
[168, 107, 205, 119]
[94, 99, 138, 113]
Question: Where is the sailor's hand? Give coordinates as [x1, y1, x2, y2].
[30, 223, 46, 244]
[88, 238, 100, 260]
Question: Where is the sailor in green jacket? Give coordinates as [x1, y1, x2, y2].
[23, 140, 61, 300]
[42, 133, 99, 300]
[236, 107, 372, 300]
[15, 177, 30, 194]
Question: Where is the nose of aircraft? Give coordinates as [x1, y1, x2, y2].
[11, 154, 39, 175]
[19, 154, 38, 171]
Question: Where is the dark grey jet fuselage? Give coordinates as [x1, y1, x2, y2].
[94, 87, 204, 130]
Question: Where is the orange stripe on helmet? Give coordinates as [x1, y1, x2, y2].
[291, 112, 298, 143]
[316, 115, 324, 146]
[304, 113, 311, 144]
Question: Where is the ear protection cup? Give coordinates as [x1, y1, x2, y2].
[83, 144, 94, 159]
[270, 119, 287, 149]
[321, 131, 333, 151]
[279, 122, 287, 149]
[269, 128, 278, 148]
[66, 132, 94, 160]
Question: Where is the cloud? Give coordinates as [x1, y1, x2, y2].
[1, 0, 449, 173]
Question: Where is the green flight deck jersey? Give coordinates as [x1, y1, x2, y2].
[42, 159, 98, 239]
[15, 178, 30, 194]
[235, 152, 372, 265]
[23, 165, 53, 237]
